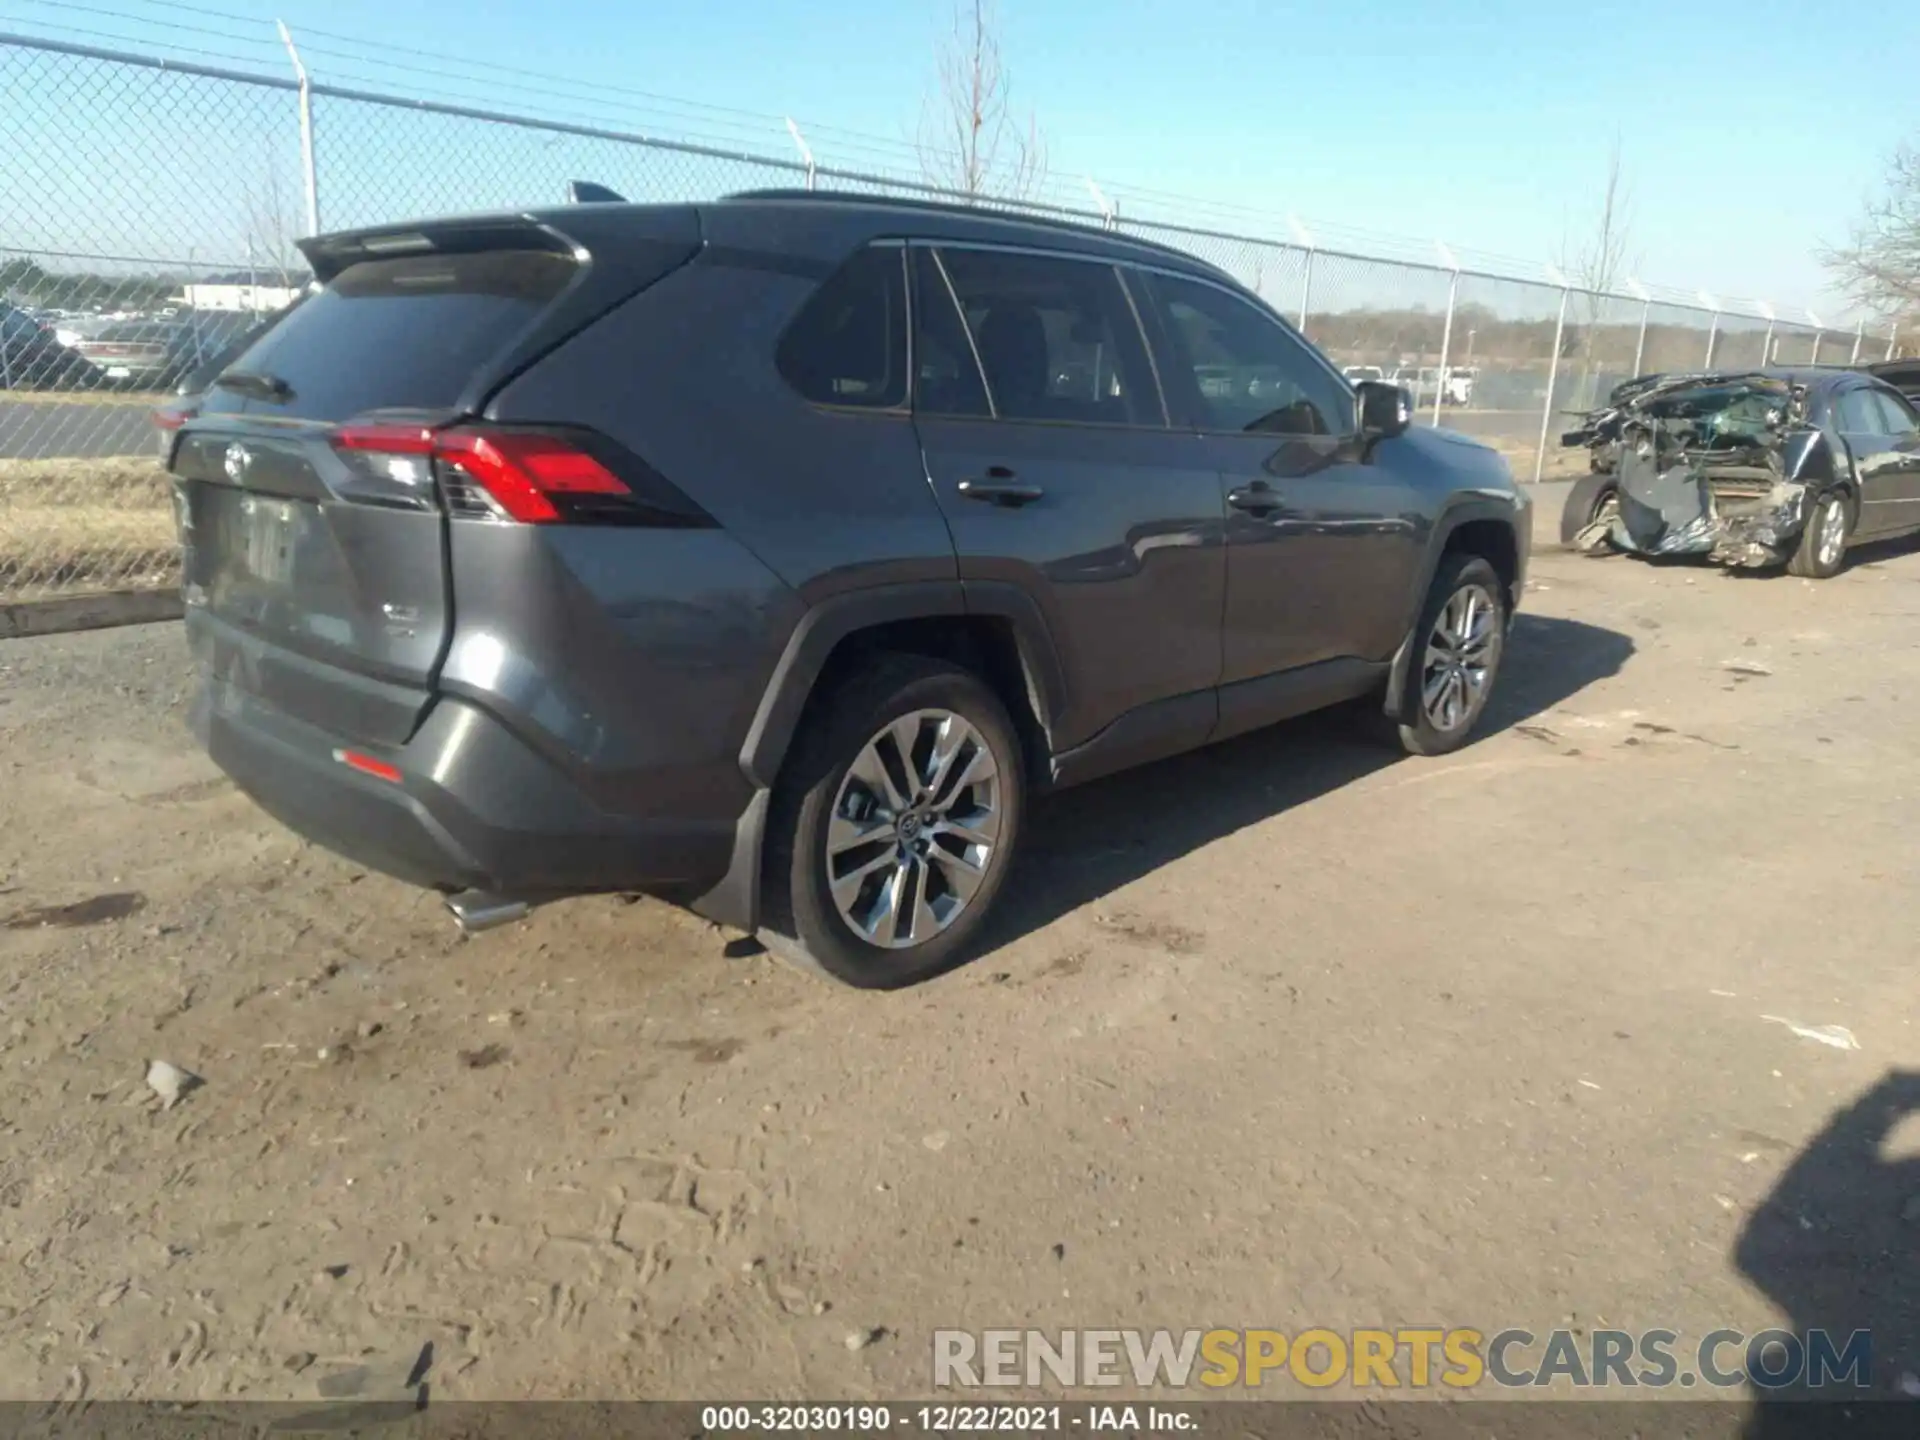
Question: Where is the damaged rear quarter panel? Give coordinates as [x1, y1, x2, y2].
[1582, 375, 1852, 569]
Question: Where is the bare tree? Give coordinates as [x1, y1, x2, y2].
[1559, 139, 1637, 401]
[1823, 142, 1920, 331]
[242, 163, 302, 298]
[917, 0, 1046, 202]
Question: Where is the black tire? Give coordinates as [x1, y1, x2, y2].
[1560, 473, 1620, 548]
[1786, 489, 1852, 579]
[1377, 553, 1508, 758]
[762, 654, 1025, 989]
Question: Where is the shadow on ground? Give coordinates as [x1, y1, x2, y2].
[1734, 1071, 1920, 1437]
[984, 612, 1634, 949]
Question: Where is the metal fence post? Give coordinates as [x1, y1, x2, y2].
[1808, 315, 1823, 366]
[1533, 283, 1570, 486]
[277, 22, 321, 235]
[1758, 302, 1775, 366]
[1086, 179, 1118, 233]
[1430, 244, 1458, 427]
[1627, 279, 1650, 376]
[1289, 217, 1314, 334]
[1889, 324, 1901, 361]
[1849, 318, 1864, 364]
[785, 119, 816, 190]
[1701, 292, 1720, 368]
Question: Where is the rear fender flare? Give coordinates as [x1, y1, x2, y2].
[694, 580, 1066, 935]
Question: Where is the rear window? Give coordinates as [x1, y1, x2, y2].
[203, 249, 575, 420]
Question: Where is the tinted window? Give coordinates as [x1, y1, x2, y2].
[1869, 387, 1919, 436]
[912, 249, 990, 419]
[1835, 388, 1884, 433]
[203, 249, 576, 421]
[1148, 273, 1352, 436]
[0, 308, 40, 342]
[932, 247, 1159, 427]
[776, 246, 907, 410]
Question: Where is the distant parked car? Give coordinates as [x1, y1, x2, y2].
[71, 321, 202, 388]
[1342, 364, 1386, 385]
[1397, 366, 1474, 408]
[0, 302, 102, 389]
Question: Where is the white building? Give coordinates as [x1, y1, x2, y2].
[176, 271, 305, 313]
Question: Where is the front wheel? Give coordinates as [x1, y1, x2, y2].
[1786, 490, 1852, 579]
[764, 655, 1025, 988]
[1382, 554, 1508, 758]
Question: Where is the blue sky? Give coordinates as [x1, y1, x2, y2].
[5, 0, 1918, 316]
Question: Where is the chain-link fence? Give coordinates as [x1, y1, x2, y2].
[1, 31, 1906, 608]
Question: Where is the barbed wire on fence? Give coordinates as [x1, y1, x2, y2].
[0, 30, 1906, 606]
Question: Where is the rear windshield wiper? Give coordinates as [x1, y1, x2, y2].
[213, 369, 294, 402]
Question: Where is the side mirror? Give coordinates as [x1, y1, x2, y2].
[1356, 379, 1412, 438]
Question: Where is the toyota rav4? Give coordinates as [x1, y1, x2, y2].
[163, 191, 1530, 987]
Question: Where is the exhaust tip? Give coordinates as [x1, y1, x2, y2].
[445, 890, 531, 936]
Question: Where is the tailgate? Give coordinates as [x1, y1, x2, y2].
[168, 234, 606, 746]
[173, 415, 453, 745]
[168, 210, 702, 747]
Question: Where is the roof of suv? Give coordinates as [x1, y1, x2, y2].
[715, 189, 1233, 280]
[304, 191, 1239, 294]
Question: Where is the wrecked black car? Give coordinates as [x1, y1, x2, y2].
[1560, 371, 1713, 476]
[1557, 368, 1920, 579]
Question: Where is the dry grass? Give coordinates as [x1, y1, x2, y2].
[0, 456, 178, 602]
[0, 387, 166, 408]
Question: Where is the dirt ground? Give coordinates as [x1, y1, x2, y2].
[3, 497, 1920, 1409]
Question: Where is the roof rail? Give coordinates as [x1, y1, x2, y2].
[720, 188, 1224, 274]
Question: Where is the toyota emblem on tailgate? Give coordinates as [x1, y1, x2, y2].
[223, 442, 252, 483]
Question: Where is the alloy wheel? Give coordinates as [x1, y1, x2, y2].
[825, 709, 1004, 950]
[1816, 498, 1848, 569]
[1421, 582, 1498, 733]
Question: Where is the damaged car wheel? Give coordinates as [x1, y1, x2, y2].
[1786, 490, 1852, 580]
[1386, 553, 1507, 758]
[1559, 474, 1621, 550]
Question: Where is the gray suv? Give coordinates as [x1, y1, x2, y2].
[165, 191, 1530, 987]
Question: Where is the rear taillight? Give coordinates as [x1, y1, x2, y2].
[434, 430, 626, 523]
[151, 400, 195, 461]
[329, 423, 439, 513]
[329, 423, 712, 528]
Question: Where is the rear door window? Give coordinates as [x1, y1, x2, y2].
[202, 249, 577, 421]
[911, 248, 991, 419]
[931, 246, 1161, 427]
[776, 245, 908, 410]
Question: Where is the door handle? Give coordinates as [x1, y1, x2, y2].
[1227, 482, 1284, 513]
[958, 471, 1044, 507]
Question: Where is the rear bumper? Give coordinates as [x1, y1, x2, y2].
[193, 673, 739, 896]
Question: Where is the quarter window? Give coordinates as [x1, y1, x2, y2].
[1147, 273, 1352, 436]
[776, 246, 908, 410]
[926, 247, 1160, 427]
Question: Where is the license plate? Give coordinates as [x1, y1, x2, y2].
[105, 366, 130, 378]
